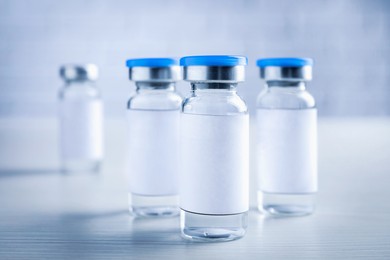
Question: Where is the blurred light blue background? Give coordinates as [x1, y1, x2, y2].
[0, 0, 389, 117]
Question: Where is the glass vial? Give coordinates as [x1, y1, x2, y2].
[125, 58, 182, 218]
[59, 64, 104, 173]
[256, 58, 317, 216]
[180, 56, 249, 242]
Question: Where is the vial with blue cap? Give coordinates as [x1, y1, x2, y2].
[179, 55, 249, 242]
[125, 58, 182, 217]
[59, 64, 104, 173]
[256, 58, 317, 216]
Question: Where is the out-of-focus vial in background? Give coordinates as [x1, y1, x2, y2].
[125, 58, 182, 218]
[58, 64, 104, 173]
[179, 56, 249, 242]
[256, 58, 317, 216]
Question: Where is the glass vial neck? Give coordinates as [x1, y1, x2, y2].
[191, 82, 238, 93]
[65, 80, 94, 87]
[266, 81, 306, 90]
[135, 82, 176, 92]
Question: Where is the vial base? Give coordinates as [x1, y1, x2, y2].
[258, 191, 315, 217]
[129, 193, 179, 218]
[180, 210, 247, 242]
[61, 159, 101, 173]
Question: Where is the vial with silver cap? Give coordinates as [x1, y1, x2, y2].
[179, 55, 249, 242]
[58, 64, 104, 172]
[125, 58, 182, 217]
[256, 58, 317, 216]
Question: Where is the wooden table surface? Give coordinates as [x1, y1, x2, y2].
[0, 118, 389, 259]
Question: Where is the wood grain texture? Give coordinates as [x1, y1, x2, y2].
[0, 118, 389, 259]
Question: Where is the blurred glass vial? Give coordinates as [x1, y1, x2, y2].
[256, 58, 317, 217]
[126, 58, 182, 218]
[58, 64, 104, 173]
[180, 55, 249, 242]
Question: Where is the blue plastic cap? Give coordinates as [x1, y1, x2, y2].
[180, 55, 248, 66]
[256, 58, 313, 68]
[126, 58, 179, 68]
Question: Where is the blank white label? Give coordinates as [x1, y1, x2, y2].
[59, 99, 104, 160]
[127, 109, 180, 196]
[256, 109, 318, 194]
[180, 113, 249, 215]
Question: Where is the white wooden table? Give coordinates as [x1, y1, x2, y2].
[0, 118, 389, 259]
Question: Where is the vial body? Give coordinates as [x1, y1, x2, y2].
[59, 80, 104, 173]
[256, 81, 317, 216]
[180, 83, 249, 242]
[127, 82, 182, 217]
